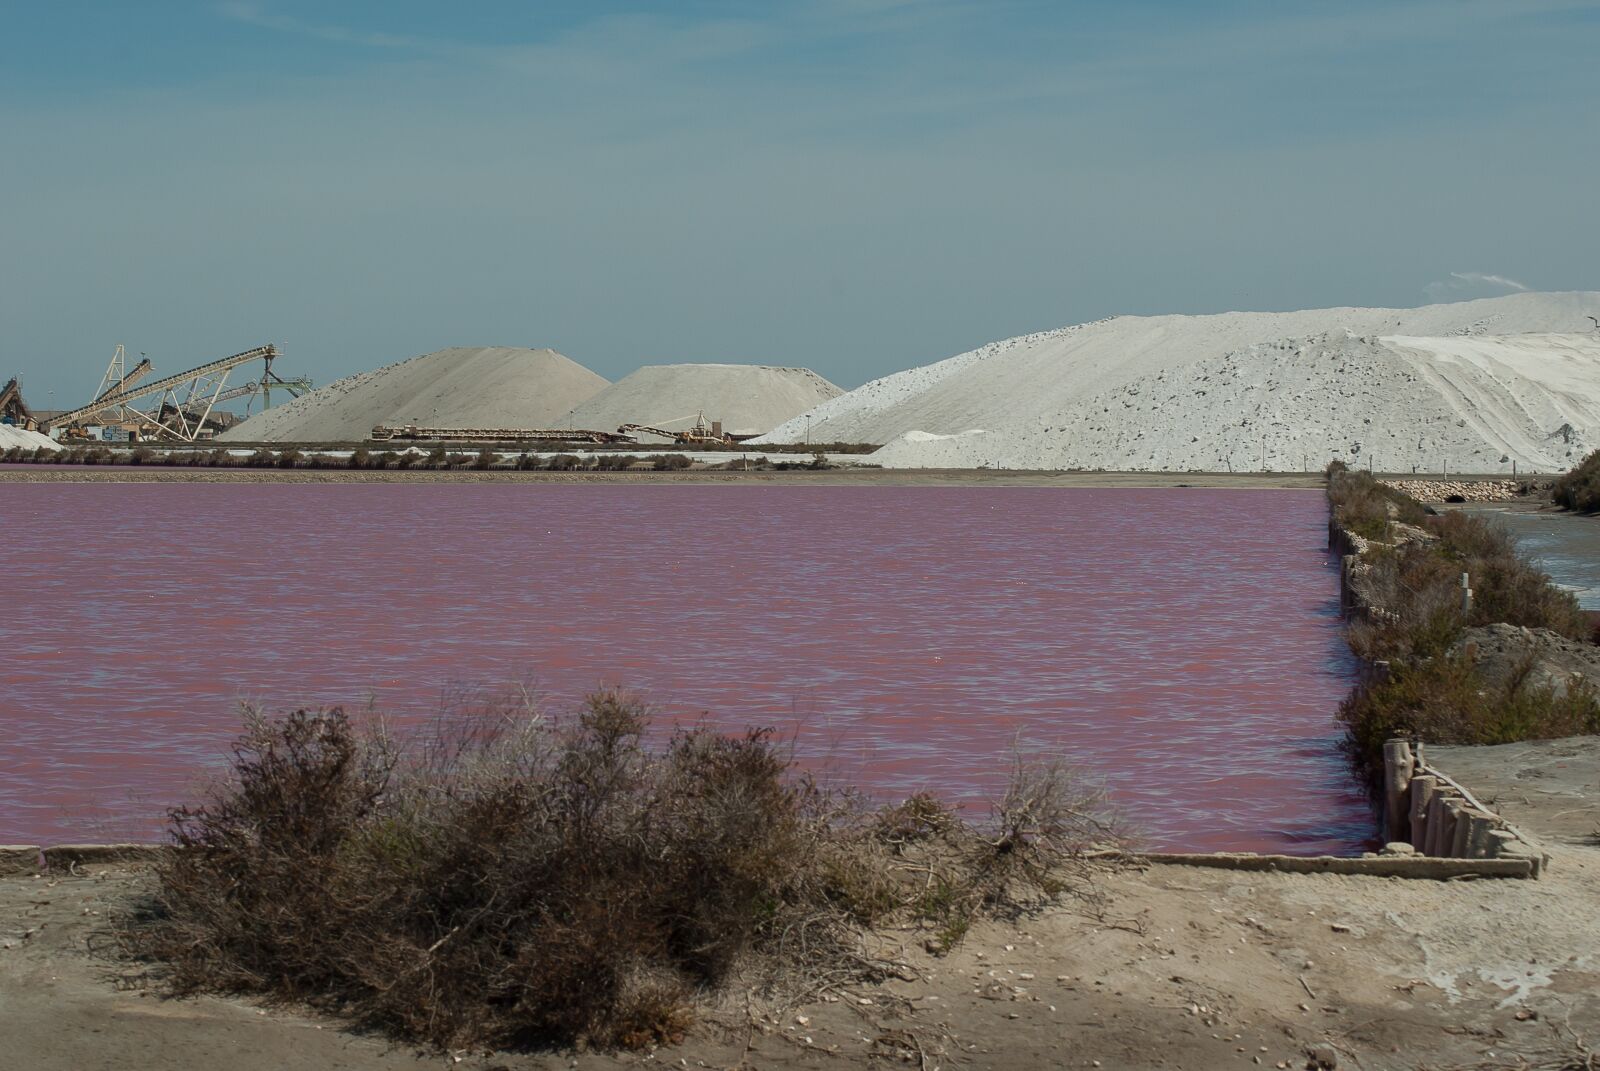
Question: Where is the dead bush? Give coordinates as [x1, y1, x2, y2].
[1327, 468, 1427, 540]
[121, 692, 1124, 1050]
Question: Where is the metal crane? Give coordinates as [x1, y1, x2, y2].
[45, 344, 282, 442]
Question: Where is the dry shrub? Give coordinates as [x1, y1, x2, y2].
[1344, 543, 1467, 662]
[1339, 492, 1585, 665]
[123, 691, 1121, 1050]
[1340, 653, 1600, 784]
[1327, 467, 1427, 540]
[1553, 448, 1600, 513]
[1329, 469, 1595, 788]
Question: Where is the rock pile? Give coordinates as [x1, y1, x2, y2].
[1450, 623, 1600, 700]
[1378, 480, 1523, 502]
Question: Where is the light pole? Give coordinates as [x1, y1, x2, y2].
[805, 414, 812, 446]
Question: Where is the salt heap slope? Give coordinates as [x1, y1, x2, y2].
[220, 348, 608, 443]
[560, 364, 842, 438]
[753, 292, 1600, 472]
[871, 333, 1600, 472]
[0, 425, 61, 452]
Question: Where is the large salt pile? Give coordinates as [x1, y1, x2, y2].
[560, 364, 842, 439]
[755, 292, 1600, 472]
[0, 425, 62, 452]
[219, 347, 608, 443]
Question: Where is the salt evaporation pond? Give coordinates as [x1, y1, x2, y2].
[0, 484, 1366, 852]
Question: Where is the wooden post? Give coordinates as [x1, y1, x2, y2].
[1447, 800, 1473, 858]
[1463, 810, 1499, 858]
[1485, 829, 1518, 859]
[1425, 792, 1458, 857]
[1439, 798, 1461, 858]
[1382, 739, 1414, 841]
[1410, 775, 1437, 847]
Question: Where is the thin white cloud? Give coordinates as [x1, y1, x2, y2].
[1424, 271, 1532, 300]
[215, 2, 430, 50]
[1451, 272, 1529, 291]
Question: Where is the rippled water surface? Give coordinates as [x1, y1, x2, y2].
[1, 484, 1366, 851]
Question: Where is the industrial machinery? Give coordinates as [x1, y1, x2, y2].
[0, 377, 33, 429]
[369, 425, 636, 444]
[92, 346, 154, 404]
[45, 344, 305, 442]
[162, 375, 313, 424]
[617, 411, 732, 445]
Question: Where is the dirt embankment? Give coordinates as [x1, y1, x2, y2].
[7, 779, 1599, 1071]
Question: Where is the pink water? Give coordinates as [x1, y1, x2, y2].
[0, 484, 1368, 852]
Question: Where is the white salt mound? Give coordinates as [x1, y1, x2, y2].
[0, 425, 62, 452]
[560, 364, 842, 439]
[219, 347, 609, 443]
[754, 291, 1600, 472]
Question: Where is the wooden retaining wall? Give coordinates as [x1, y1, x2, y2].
[1329, 517, 1546, 878]
[1381, 739, 1547, 876]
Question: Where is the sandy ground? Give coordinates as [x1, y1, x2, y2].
[1429, 737, 1600, 847]
[6, 740, 1598, 1071]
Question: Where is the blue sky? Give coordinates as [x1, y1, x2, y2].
[3, 1, 1598, 401]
